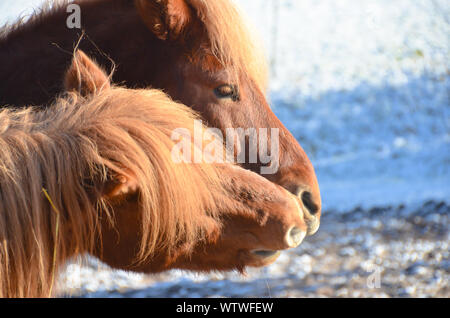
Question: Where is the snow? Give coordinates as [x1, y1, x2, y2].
[1, 0, 449, 296]
[239, 0, 450, 211]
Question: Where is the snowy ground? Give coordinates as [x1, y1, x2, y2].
[1, 0, 449, 297]
[59, 201, 449, 298]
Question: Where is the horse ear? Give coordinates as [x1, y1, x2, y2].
[64, 50, 111, 96]
[135, 0, 192, 41]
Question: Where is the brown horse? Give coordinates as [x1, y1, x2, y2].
[0, 0, 322, 235]
[0, 50, 307, 297]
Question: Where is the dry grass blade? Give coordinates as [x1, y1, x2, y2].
[42, 188, 60, 298]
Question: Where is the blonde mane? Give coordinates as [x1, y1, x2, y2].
[188, 0, 268, 91]
[0, 86, 225, 297]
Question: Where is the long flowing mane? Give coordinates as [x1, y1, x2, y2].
[0, 86, 225, 297]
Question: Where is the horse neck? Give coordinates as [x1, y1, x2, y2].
[0, 0, 179, 107]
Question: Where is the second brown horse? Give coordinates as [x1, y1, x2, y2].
[0, 50, 307, 297]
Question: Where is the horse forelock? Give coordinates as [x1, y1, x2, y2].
[187, 0, 269, 92]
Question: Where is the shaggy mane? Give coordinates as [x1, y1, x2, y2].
[0, 86, 224, 297]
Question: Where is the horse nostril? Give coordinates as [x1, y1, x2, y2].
[286, 226, 306, 248]
[301, 191, 319, 215]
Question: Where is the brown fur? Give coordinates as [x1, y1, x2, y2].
[0, 51, 306, 297]
[0, 1, 321, 234]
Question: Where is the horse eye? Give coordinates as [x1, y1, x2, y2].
[214, 84, 240, 101]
